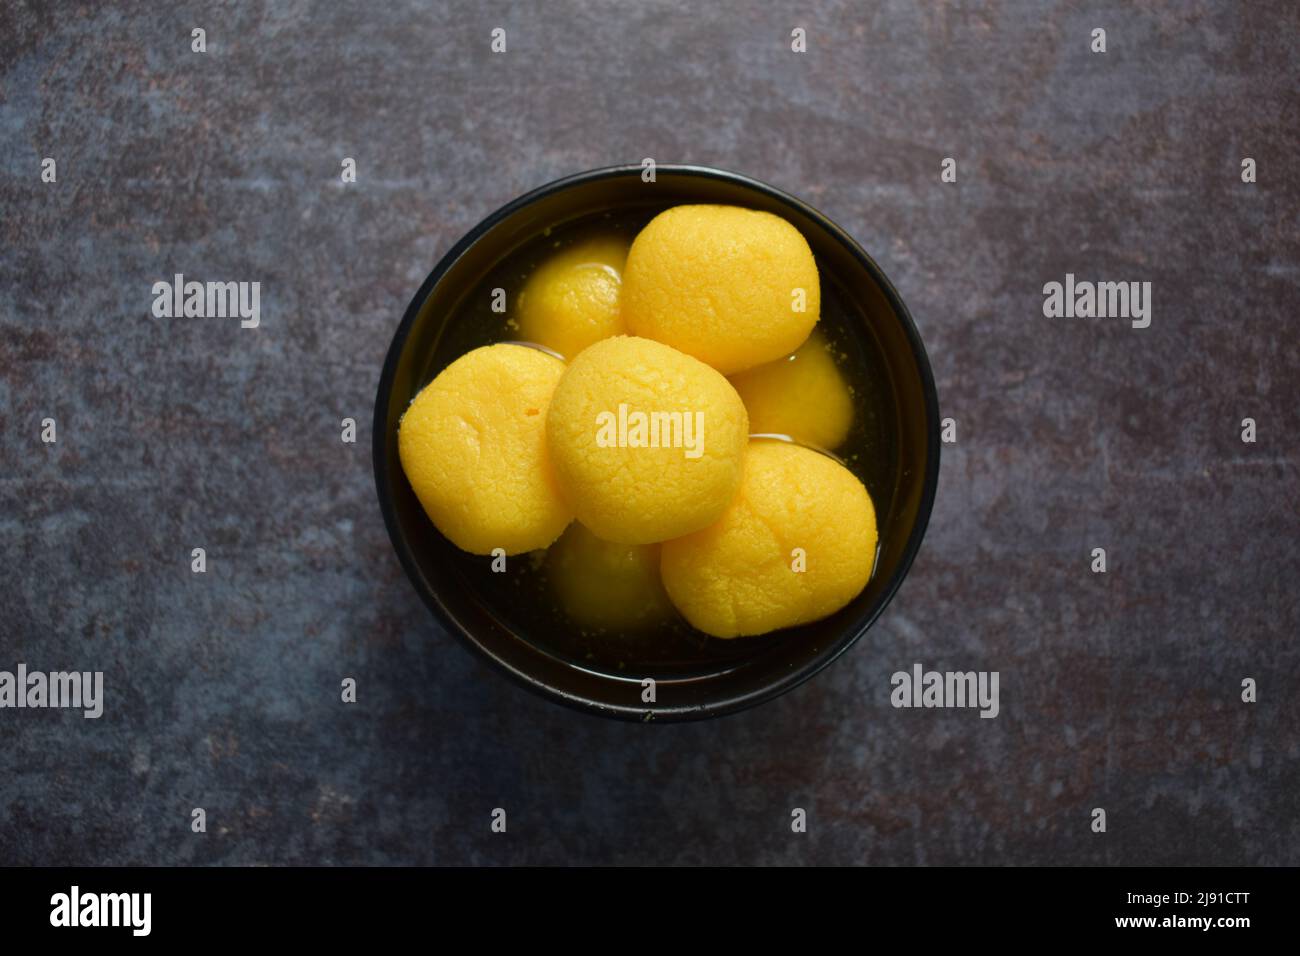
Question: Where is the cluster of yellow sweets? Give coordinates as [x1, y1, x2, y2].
[399, 205, 876, 638]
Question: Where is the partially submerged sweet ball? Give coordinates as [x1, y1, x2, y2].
[729, 331, 854, 450]
[517, 235, 630, 359]
[621, 205, 820, 375]
[546, 335, 749, 544]
[545, 523, 673, 631]
[399, 343, 572, 555]
[660, 439, 877, 638]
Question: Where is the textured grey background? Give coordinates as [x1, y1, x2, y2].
[1, 0, 1297, 866]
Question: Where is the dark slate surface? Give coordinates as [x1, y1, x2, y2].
[1, 1, 1297, 866]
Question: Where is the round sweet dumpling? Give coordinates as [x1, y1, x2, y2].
[729, 331, 854, 450]
[621, 205, 820, 375]
[398, 343, 572, 555]
[545, 335, 749, 544]
[660, 439, 877, 638]
[545, 523, 673, 631]
[517, 235, 630, 359]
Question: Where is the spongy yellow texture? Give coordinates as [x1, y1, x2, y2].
[660, 440, 877, 638]
[621, 205, 820, 375]
[517, 235, 630, 359]
[398, 344, 572, 555]
[545, 335, 749, 544]
[729, 331, 854, 450]
[546, 523, 673, 630]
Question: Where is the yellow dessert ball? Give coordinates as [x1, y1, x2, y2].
[398, 343, 572, 555]
[729, 331, 854, 450]
[545, 523, 673, 631]
[621, 204, 820, 375]
[660, 439, 877, 638]
[516, 235, 629, 359]
[545, 335, 749, 544]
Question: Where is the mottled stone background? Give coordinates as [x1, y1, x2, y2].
[1, 0, 1297, 866]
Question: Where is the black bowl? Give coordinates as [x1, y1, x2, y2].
[373, 164, 939, 721]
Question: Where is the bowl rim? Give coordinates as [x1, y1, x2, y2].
[372, 163, 941, 721]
